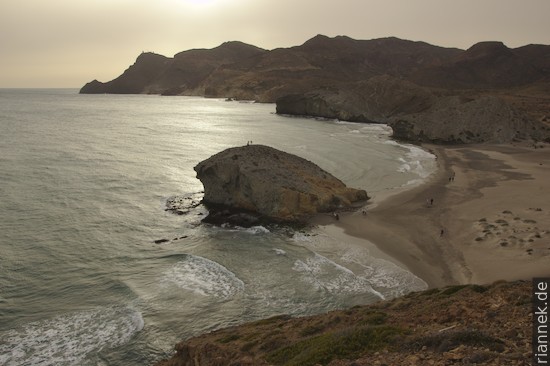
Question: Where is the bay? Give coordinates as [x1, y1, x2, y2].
[0, 89, 434, 365]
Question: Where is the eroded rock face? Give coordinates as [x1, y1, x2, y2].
[194, 145, 368, 224]
[276, 80, 550, 144]
[387, 95, 548, 144]
[276, 76, 434, 124]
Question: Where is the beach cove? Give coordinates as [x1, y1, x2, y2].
[320, 143, 550, 288]
[156, 141, 548, 366]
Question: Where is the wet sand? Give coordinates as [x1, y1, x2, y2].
[315, 144, 550, 288]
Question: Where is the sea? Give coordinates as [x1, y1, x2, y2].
[0, 89, 436, 365]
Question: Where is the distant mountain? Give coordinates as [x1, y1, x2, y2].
[80, 41, 266, 95]
[81, 35, 550, 100]
[81, 35, 550, 144]
[410, 41, 550, 88]
[199, 35, 463, 101]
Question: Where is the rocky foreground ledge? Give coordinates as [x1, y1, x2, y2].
[194, 145, 368, 226]
[156, 281, 532, 366]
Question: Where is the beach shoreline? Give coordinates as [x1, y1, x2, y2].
[314, 143, 550, 288]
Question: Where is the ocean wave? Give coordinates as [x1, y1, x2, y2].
[245, 225, 270, 234]
[359, 124, 392, 133]
[161, 255, 244, 298]
[390, 142, 436, 180]
[218, 224, 271, 235]
[291, 232, 315, 242]
[273, 248, 287, 256]
[0, 306, 143, 366]
[335, 122, 392, 137]
[340, 247, 427, 298]
[292, 253, 384, 299]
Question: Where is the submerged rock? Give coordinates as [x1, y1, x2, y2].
[194, 145, 368, 225]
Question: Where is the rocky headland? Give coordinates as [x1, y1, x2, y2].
[194, 144, 368, 226]
[81, 35, 550, 144]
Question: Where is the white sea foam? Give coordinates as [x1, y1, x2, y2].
[387, 141, 436, 181]
[245, 225, 270, 234]
[383, 139, 401, 146]
[273, 248, 287, 256]
[162, 255, 244, 298]
[292, 253, 384, 299]
[291, 232, 315, 243]
[218, 225, 270, 234]
[0, 306, 143, 366]
[340, 248, 427, 298]
[358, 124, 392, 134]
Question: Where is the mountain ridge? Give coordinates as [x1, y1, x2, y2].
[80, 34, 550, 144]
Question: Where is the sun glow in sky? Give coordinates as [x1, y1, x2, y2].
[1, 0, 549, 88]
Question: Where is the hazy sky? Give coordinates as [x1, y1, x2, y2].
[1, 0, 549, 88]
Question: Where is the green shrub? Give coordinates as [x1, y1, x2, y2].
[360, 311, 387, 326]
[407, 329, 504, 353]
[218, 333, 240, 343]
[266, 325, 402, 366]
[440, 285, 469, 296]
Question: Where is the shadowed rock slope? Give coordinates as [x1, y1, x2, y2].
[80, 35, 550, 102]
[276, 77, 550, 144]
[194, 145, 368, 225]
[80, 41, 266, 95]
[155, 281, 532, 366]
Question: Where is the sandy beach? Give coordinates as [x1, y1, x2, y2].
[317, 143, 550, 288]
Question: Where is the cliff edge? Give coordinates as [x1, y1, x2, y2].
[155, 281, 532, 366]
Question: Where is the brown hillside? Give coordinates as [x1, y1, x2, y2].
[155, 281, 533, 366]
[411, 41, 548, 88]
[80, 42, 265, 95]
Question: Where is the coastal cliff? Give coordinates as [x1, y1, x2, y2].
[80, 35, 550, 144]
[276, 83, 550, 144]
[194, 145, 368, 225]
[80, 42, 266, 95]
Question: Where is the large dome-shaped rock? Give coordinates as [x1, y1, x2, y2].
[194, 145, 368, 224]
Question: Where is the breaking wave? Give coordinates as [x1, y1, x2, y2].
[0, 306, 143, 366]
[293, 253, 385, 300]
[161, 255, 244, 298]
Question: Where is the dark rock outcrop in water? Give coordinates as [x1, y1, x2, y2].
[194, 145, 368, 225]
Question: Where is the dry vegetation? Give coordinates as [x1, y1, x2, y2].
[156, 281, 532, 366]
